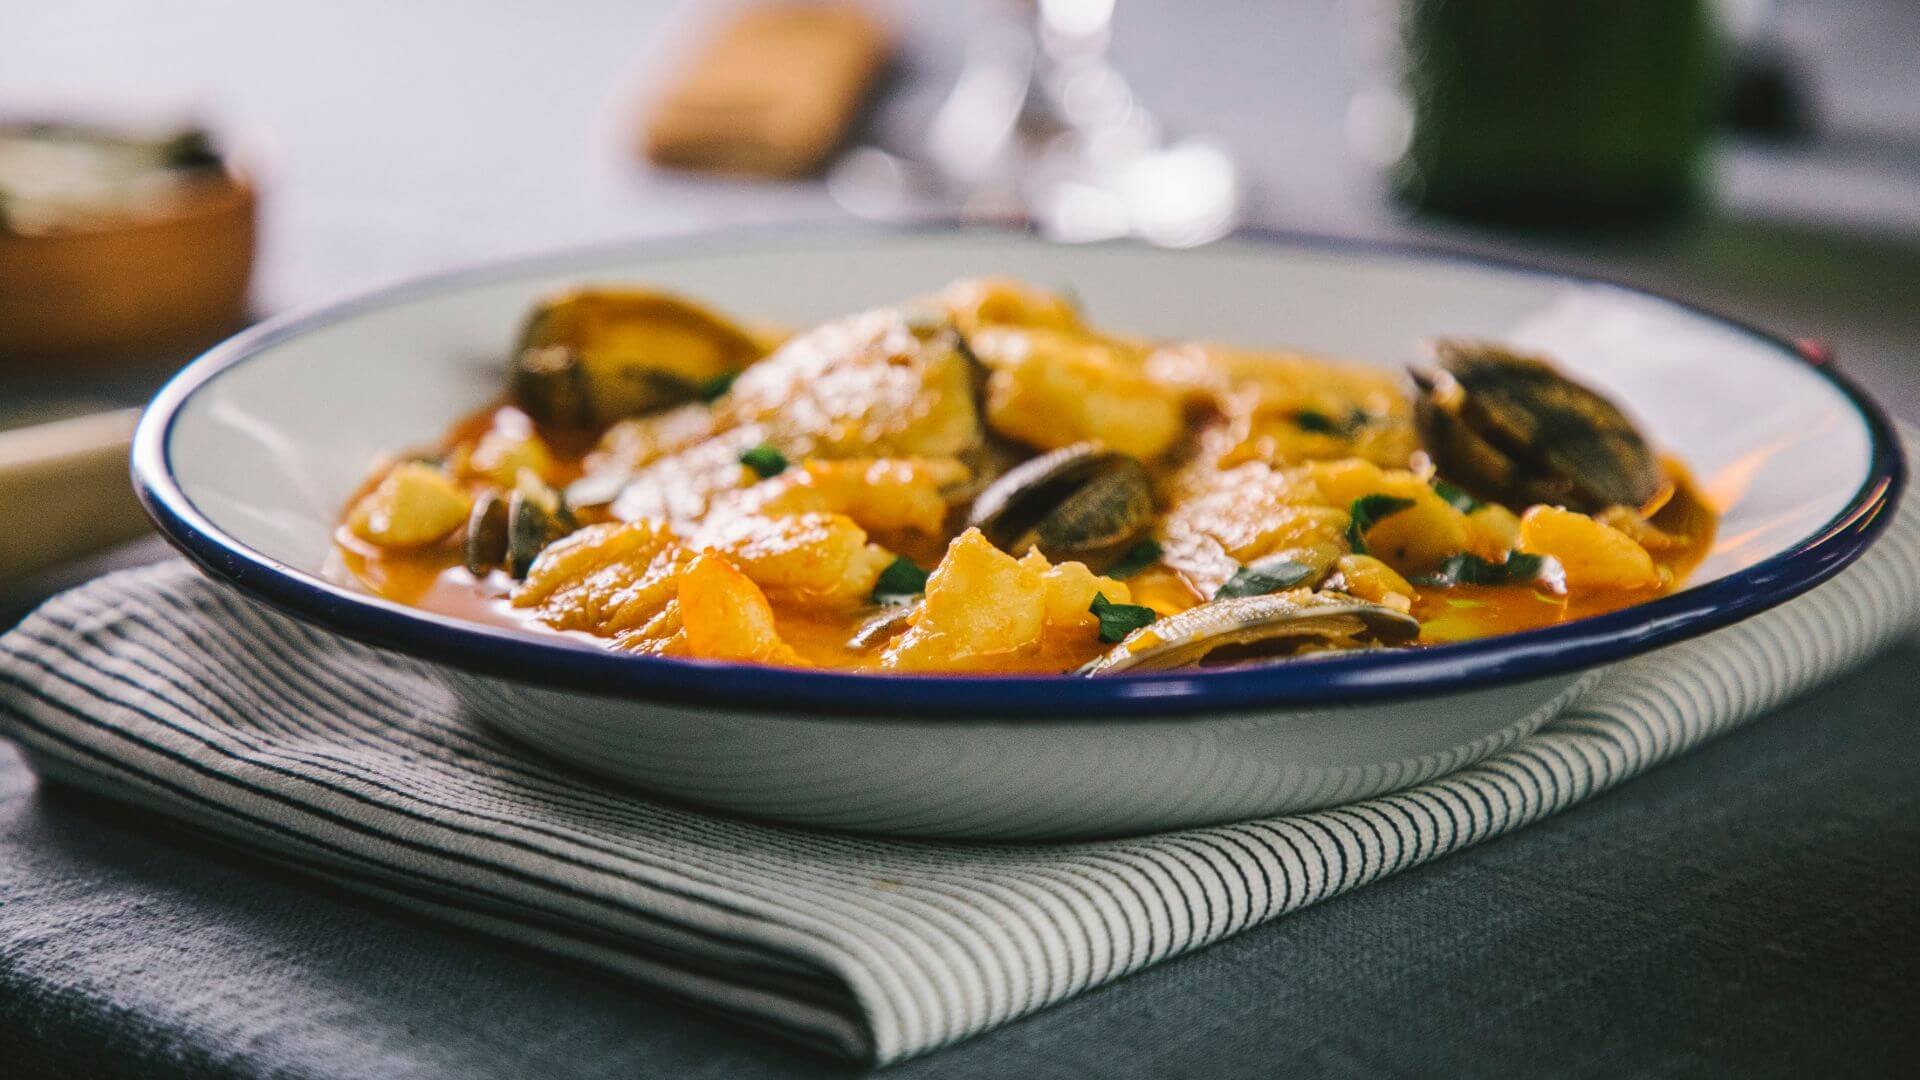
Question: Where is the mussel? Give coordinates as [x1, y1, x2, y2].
[1079, 591, 1420, 675]
[505, 472, 577, 579]
[1411, 341, 1663, 514]
[511, 288, 765, 428]
[463, 490, 509, 577]
[966, 442, 1154, 561]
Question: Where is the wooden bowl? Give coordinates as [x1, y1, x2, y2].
[0, 155, 256, 361]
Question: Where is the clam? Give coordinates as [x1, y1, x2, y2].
[505, 473, 577, 579]
[967, 442, 1154, 560]
[1411, 341, 1663, 513]
[1080, 591, 1420, 675]
[511, 288, 764, 428]
[463, 490, 509, 576]
[847, 605, 916, 651]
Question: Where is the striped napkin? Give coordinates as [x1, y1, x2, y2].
[1, 456, 1914, 1064]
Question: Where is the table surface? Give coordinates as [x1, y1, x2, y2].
[3, 1, 1919, 1076]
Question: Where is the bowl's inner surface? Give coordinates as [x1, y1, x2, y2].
[167, 232, 1871, 602]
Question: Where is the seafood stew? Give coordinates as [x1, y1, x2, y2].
[333, 279, 1716, 676]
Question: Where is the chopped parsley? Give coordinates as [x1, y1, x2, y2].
[1090, 592, 1157, 644]
[1105, 539, 1163, 579]
[698, 370, 739, 401]
[738, 444, 788, 478]
[870, 557, 930, 605]
[1416, 552, 1564, 591]
[1430, 478, 1483, 514]
[1294, 407, 1371, 437]
[1346, 494, 1416, 556]
[1213, 557, 1313, 600]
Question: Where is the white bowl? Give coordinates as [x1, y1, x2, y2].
[132, 228, 1903, 838]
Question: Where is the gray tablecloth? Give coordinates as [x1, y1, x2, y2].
[4, 636, 1917, 1078]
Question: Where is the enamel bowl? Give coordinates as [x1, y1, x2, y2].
[131, 229, 1903, 838]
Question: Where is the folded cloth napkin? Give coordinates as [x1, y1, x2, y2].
[2, 454, 1914, 1064]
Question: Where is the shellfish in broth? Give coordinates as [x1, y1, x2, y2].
[333, 279, 1716, 675]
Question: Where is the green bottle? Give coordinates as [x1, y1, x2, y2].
[1395, 0, 1724, 223]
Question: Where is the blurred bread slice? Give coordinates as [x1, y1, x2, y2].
[0, 408, 148, 581]
[643, 3, 889, 178]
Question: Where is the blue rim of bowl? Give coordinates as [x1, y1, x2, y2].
[131, 223, 1906, 720]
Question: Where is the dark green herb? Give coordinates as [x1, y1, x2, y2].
[870, 557, 930, 605]
[1415, 552, 1562, 589]
[739, 444, 788, 479]
[1213, 558, 1313, 600]
[698, 370, 739, 401]
[1346, 495, 1416, 555]
[1293, 409, 1340, 434]
[1105, 539, 1163, 579]
[1431, 478, 1483, 514]
[1293, 407, 1371, 437]
[1090, 592, 1158, 644]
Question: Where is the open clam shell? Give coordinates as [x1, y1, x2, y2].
[505, 473, 576, 579]
[1412, 340, 1663, 513]
[1081, 591, 1420, 675]
[966, 442, 1154, 560]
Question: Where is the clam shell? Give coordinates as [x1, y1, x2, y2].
[463, 490, 509, 577]
[968, 442, 1154, 559]
[1413, 340, 1662, 513]
[1081, 591, 1420, 675]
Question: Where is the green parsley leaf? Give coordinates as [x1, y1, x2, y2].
[1090, 591, 1158, 644]
[698, 370, 740, 401]
[1293, 407, 1371, 437]
[1415, 552, 1564, 590]
[1213, 558, 1314, 599]
[1292, 409, 1341, 434]
[1105, 539, 1163, 579]
[870, 557, 930, 605]
[1430, 478, 1483, 514]
[1346, 494, 1416, 555]
[739, 444, 788, 479]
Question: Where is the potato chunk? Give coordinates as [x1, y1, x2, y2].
[677, 553, 806, 666]
[467, 425, 560, 488]
[347, 462, 471, 548]
[1466, 503, 1522, 552]
[1301, 459, 1481, 572]
[974, 327, 1184, 460]
[883, 529, 1047, 671]
[1517, 505, 1661, 591]
[1020, 550, 1135, 637]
